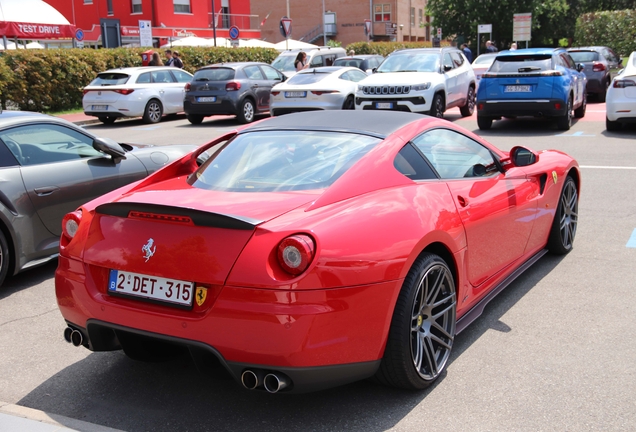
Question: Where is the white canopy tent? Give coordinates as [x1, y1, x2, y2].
[0, 0, 75, 44]
[238, 39, 277, 48]
[274, 39, 319, 51]
[161, 36, 230, 48]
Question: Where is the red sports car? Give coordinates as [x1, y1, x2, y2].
[55, 111, 579, 393]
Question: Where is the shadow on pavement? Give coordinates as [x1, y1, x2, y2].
[0, 261, 57, 300]
[16, 254, 564, 432]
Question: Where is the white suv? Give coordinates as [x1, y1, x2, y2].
[355, 48, 476, 118]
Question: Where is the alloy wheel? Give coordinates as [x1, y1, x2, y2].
[559, 179, 578, 250]
[148, 102, 162, 122]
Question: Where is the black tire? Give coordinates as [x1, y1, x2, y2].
[187, 114, 204, 125]
[99, 116, 116, 125]
[0, 230, 9, 287]
[375, 253, 456, 390]
[606, 116, 621, 132]
[574, 92, 586, 118]
[428, 93, 444, 118]
[236, 98, 255, 124]
[556, 97, 573, 131]
[547, 176, 578, 255]
[459, 86, 475, 117]
[342, 95, 355, 110]
[477, 116, 492, 130]
[598, 80, 608, 102]
[142, 99, 163, 124]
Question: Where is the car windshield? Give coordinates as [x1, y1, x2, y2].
[489, 55, 552, 73]
[188, 130, 380, 192]
[194, 68, 235, 81]
[568, 51, 599, 62]
[376, 52, 439, 73]
[473, 54, 497, 65]
[287, 72, 331, 84]
[90, 73, 130, 86]
[334, 58, 363, 68]
[272, 55, 298, 72]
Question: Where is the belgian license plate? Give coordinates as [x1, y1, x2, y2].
[197, 96, 216, 102]
[285, 91, 306, 98]
[91, 105, 108, 111]
[108, 269, 194, 307]
[376, 102, 393, 109]
[505, 85, 531, 93]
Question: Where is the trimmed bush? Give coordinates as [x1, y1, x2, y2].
[0, 46, 279, 112]
[345, 41, 452, 57]
[574, 10, 636, 59]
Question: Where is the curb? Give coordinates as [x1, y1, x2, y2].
[0, 401, 124, 432]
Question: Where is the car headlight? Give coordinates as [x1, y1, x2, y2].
[412, 83, 431, 91]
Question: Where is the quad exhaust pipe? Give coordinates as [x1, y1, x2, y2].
[241, 369, 291, 393]
[63, 327, 84, 347]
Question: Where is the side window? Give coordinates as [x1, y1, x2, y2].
[411, 129, 496, 179]
[443, 53, 454, 70]
[324, 55, 335, 66]
[310, 55, 324, 67]
[260, 65, 283, 81]
[450, 52, 463, 67]
[243, 65, 265, 80]
[171, 70, 192, 83]
[136, 72, 151, 83]
[561, 54, 576, 69]
[0, 124, 102, 166]
[151, 70, 176, 83]
[346, 69, 368, 82]
[394, 143, 437, 180]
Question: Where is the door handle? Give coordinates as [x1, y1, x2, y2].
[34, 186, 60, 196]
[457, 195, 469, 207]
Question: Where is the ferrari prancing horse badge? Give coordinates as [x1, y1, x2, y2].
[195, 286, 207, 306]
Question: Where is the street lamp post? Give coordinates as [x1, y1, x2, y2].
[211, 0, 217, 46]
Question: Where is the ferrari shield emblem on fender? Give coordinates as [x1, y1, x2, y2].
[141, 238, 156, 262]
[195, 286, 207, 306]
[552, 171, 558, 184]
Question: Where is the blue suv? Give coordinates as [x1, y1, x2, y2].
[476, 48, 587, 130]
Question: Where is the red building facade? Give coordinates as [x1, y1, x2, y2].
[44, 0, 259, 45]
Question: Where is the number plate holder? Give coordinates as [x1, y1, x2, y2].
[285, 91, 307, 98]
[197, 96, 217, 102]
[504, 85, 531, 93]
[108, 269, 194, 308]
[376, 102, 393, 109]
[91, 105, 108, 111]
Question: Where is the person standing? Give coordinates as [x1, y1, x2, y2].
[172, 51, 184, 69]
[164, 49, 174, 66]
[510, 42, 518, 50]
[294, 52, 308, 71]
[461, 43, 473, 63]
[486, 40, 498, 53]
[149, 52, 162, 66]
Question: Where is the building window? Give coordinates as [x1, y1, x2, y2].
[374, 4, 391, 22]
[131, 0, 142, 13]
[174, 0, 191, 13]
[419, 9, 423, 26]
[410, 7, 415, 27]
[107, 0, 113, 15]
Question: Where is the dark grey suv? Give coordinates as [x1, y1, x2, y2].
[568, 46, 622, 101]
[184, 62, 286, 124]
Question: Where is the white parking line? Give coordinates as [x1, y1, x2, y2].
[580, 165, 636, 170]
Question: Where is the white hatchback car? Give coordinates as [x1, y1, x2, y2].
[355, 48, 476, 118]
[606, 51, 636, 131]
[83, 67, 193, 124]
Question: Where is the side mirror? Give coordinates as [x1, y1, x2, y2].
[577, 63, 585, 72]
[443, 65, 453, 72]
[508, 146, 538, 167]
[93, 137, 126, 163]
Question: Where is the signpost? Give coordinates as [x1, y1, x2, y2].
[229, 25, 240, 47]
[513, 13, 532, 47]
[75, 28, 84, 48]
[477, 23, 492, 56]
[138, 20, 153, 47]
[364, 19, 372, 41]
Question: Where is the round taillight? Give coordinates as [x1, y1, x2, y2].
[277, 235, 315, 276]
[62, 210, 82, 240]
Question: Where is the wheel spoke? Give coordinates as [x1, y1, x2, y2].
[430, 332, 453, 350]
[431, 321, 454, 341]
[426, 268, 444, 304]
[433, 291, 455, 308]
[432, 301, 455, 320]
[413, 333, 423, 371]
[423, 336, 438, 376]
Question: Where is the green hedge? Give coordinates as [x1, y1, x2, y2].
[0, 46, 279, 111]
[345, 41, 452, 57]
[574, 9, 636, 59]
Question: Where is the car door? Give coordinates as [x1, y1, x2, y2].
[150, 70, 181, 113]
[442, 52, 460, 106]
[170, 69, 194, 111]
[450, 51, 470, 104]
[242, 65, 271, 112]
[411, 128, 539, 287]
[0, 123, 147, 236]
[563, 53, 585, 106]
[259, 65, 286, 109]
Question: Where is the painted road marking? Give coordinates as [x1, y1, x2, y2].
[555, 131, 595, 137]
[580, 165, 636, 170]
[627, 229, 636, 248]
[133, 126, 161, 131]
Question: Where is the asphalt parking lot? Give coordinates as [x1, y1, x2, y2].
[1, 104, 635, 431]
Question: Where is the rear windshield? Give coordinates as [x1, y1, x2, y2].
[271, 55, 297, 72]
[568, 51, 599, 62]
[473, 54, 497, 65]
[489, 55, 553, 73]
[189, 130, 379, 192]
[377, 52, 439, 73]
[334, 58, 363, 68]
[193, 68, 235, 81]
[90, 73, 130, 86]
[287, 72, 331, 84]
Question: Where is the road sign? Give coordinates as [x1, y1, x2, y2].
[478, 24, 492, 33]
[75, 28, 84, 41]
[230, 39, 239, 47]
[280, 17, 292, 38]
[229, 25, 240, 40]
[513, 13, 532, 41]
[437, 27, 442, 38]
[76, 41, 84, 49]
[364, 19, 372, 36]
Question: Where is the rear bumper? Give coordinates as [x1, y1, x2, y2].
[606, 97, 636, 122]
[477, 98, 567, 118]
[55, 256, 401, 392]
[184, 99, 238, 116]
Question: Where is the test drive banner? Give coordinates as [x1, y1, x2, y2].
[0, 21, 76, 38]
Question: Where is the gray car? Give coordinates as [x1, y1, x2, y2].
[568, 46, 622, 101]
[333, 55, 385, 73]
[183, 62, 286, 125]
[0, 110, 196, 287]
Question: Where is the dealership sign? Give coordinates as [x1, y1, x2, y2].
[0, 21, 76, 38]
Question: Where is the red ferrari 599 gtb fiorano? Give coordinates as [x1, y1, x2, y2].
[55, 111, 579, 393]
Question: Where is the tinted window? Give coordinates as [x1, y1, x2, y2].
[394, 143, 437, 180]
[443, 53, 455, 70]
[377, 52, 440, 73]
[334, 58, 363, 69]
[90, 73, 130, 86]
[243, 65, 265, 80]
[489, 55, 552, 73]
[569, 51, 599, 62]
[411, 129, 497, 179]
[193, 68, 235, 81]
[188, 131, 379, 192]
[136, 72, 151, 83]
[151, 70, 176, 83]
[287, 72, 330, 85]
[260, 65, 283, 80]
[0, 124, 102, 166]
[450, 52, 464, 67]
[560, 53, 576, 69]
[171, 69, 193, 83]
